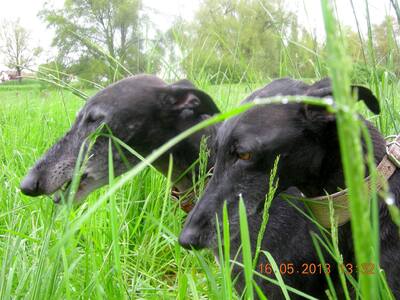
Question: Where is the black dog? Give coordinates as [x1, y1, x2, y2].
[20, 75, 219, 203]
[20, 74, 314, 297]
[179, 78, 400, 298]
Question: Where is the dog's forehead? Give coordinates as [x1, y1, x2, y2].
[82, 75, 168, 112]
[217, 104, 300, 147]
[242, 78, 310, 103]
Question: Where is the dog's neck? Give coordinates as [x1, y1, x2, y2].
[300, 121, 388, 196]
[302, 120, 400, 243]
[157, 113, 219, 192]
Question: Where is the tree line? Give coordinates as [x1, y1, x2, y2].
[0, 0, 399, 86]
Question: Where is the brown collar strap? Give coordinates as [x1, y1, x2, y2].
[172, 136, 400, 224]
[302, 135, 400, 228]
[171, 167, 214, 213]
[171, 187, 196, 213]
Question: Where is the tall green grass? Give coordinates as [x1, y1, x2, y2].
[1, 0, 400, 298]
[322, 0, 380, 298]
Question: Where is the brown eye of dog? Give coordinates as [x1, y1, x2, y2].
[237, 152, 252, 160]
[86, 112, 103, 123]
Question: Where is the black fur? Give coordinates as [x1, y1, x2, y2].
[20, 74, 220, 202]
[179, 77, 399, 298]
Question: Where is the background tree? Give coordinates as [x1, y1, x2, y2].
[170, 0, 322, 83]
[0, 19, 41, 82]
[372, 17, 400, 74]
[40, 0, 163, 84]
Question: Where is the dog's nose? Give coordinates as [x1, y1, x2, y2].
[179, 227, 204, 250]
[20, 172, 43, 196]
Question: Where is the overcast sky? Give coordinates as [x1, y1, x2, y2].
[0, 0, 395, 70]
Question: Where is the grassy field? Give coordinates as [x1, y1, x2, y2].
[0, 83, 260, 299]
[2, 1, 400, 299]
[1, 72, 400, 299]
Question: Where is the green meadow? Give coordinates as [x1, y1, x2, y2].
[1, 74, 400, 299]
[0, 84, 251, 299]
[2, 0, 400, 299]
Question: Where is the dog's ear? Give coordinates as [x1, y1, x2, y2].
[169, 79, 196, 89]
[160, 80, 220, 116]
[300, 104, 335, 125]
[351, 85, 380, 114]
[307, 78, 380, 114]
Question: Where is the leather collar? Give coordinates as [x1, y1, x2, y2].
[300, 135, 400, 228]
[171, 167, 213, 213]
[172, 136, 400, 228]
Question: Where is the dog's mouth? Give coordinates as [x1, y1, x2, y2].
[53, 172, 89, 204]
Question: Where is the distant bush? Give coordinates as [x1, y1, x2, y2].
[0, 79, 40, 86]
[0, 85, 39, 91]
[0, 78, 56, 91]
[0, 79, 42, 91]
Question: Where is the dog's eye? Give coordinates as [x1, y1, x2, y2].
[237, 152, 252, 160]
[86, 112, 103, 123]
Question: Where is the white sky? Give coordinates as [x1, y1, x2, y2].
[0, 0, 395, 70]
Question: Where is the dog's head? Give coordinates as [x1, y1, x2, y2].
[20, 74, 219, 203]
[179, 77, 380, 250]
